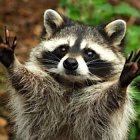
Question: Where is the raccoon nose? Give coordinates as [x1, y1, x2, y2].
[63, 58, 78, 71]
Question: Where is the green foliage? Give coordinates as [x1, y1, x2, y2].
[59, 0, 140, 139]
[126, 26, 140, 54]
[114, 3, 140, 17]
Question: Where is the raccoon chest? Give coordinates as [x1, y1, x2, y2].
[15, 92, 115, 140]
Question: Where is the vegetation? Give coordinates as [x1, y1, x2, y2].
[60, 0, 140, 139]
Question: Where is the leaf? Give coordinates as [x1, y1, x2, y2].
[67, 6, 81, 21]
[129, 125, 137, 140]
[93, 0, 106, 5]
[125, 25, 140, 54]
[114, 3, 140, 17]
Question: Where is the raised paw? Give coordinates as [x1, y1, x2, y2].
[0, 27, 17, 68]
[120, 50, 140, 87]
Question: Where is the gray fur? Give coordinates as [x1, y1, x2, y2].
[7, 9, 134, 140]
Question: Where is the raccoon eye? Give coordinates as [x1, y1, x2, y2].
[59, 45, 69, 54]
[84, 49, 96, 58]
[87, 51, 94, 57]
[52, 45, 69, 59]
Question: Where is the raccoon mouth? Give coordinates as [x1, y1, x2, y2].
[50, 72, 97, 88]
[65, 70, 78, 76]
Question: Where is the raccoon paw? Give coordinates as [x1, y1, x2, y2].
[120, 50, 140, 87]
[0, 27, 17, 68]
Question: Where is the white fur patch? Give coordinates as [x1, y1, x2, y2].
[57, 54, 68, 74]
[90, 43, 117, 61]
[42, 37, 76, 52]
[81, 40, 119, 62]
[25, 62, 48, 77]
[80, 40, 87, 50]
[56, 55, 89, 75]
[76, 56, 89, 75]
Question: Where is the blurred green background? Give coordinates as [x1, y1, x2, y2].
[0, 0, 140, 139]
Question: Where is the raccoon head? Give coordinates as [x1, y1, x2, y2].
[34, 9, 126, 83]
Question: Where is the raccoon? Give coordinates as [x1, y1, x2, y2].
[0, 9, 140, 140]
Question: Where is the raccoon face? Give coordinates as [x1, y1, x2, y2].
[36, 9, 126, 82]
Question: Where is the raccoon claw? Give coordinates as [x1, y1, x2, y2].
[0, 27, 17, 68]
[120, 50, 140, 87]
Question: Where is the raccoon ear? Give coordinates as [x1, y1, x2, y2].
[44, 9, 64, 37]
[104, 20, 126, 46]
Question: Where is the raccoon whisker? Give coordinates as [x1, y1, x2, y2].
[41, 60, 58, 64]
[88, 66, 113, 70]
[41, 61, 58, 65]
[41, 58, 58, 61]
[47, 52, 60, 61]
[86, 59, 102, 64]
[41, 59, 59, 64]
[41, 58, 59, 62]
[87, 60, 114, 65]
[87, 61, 112, 65]
[88, 63, 121, 67]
